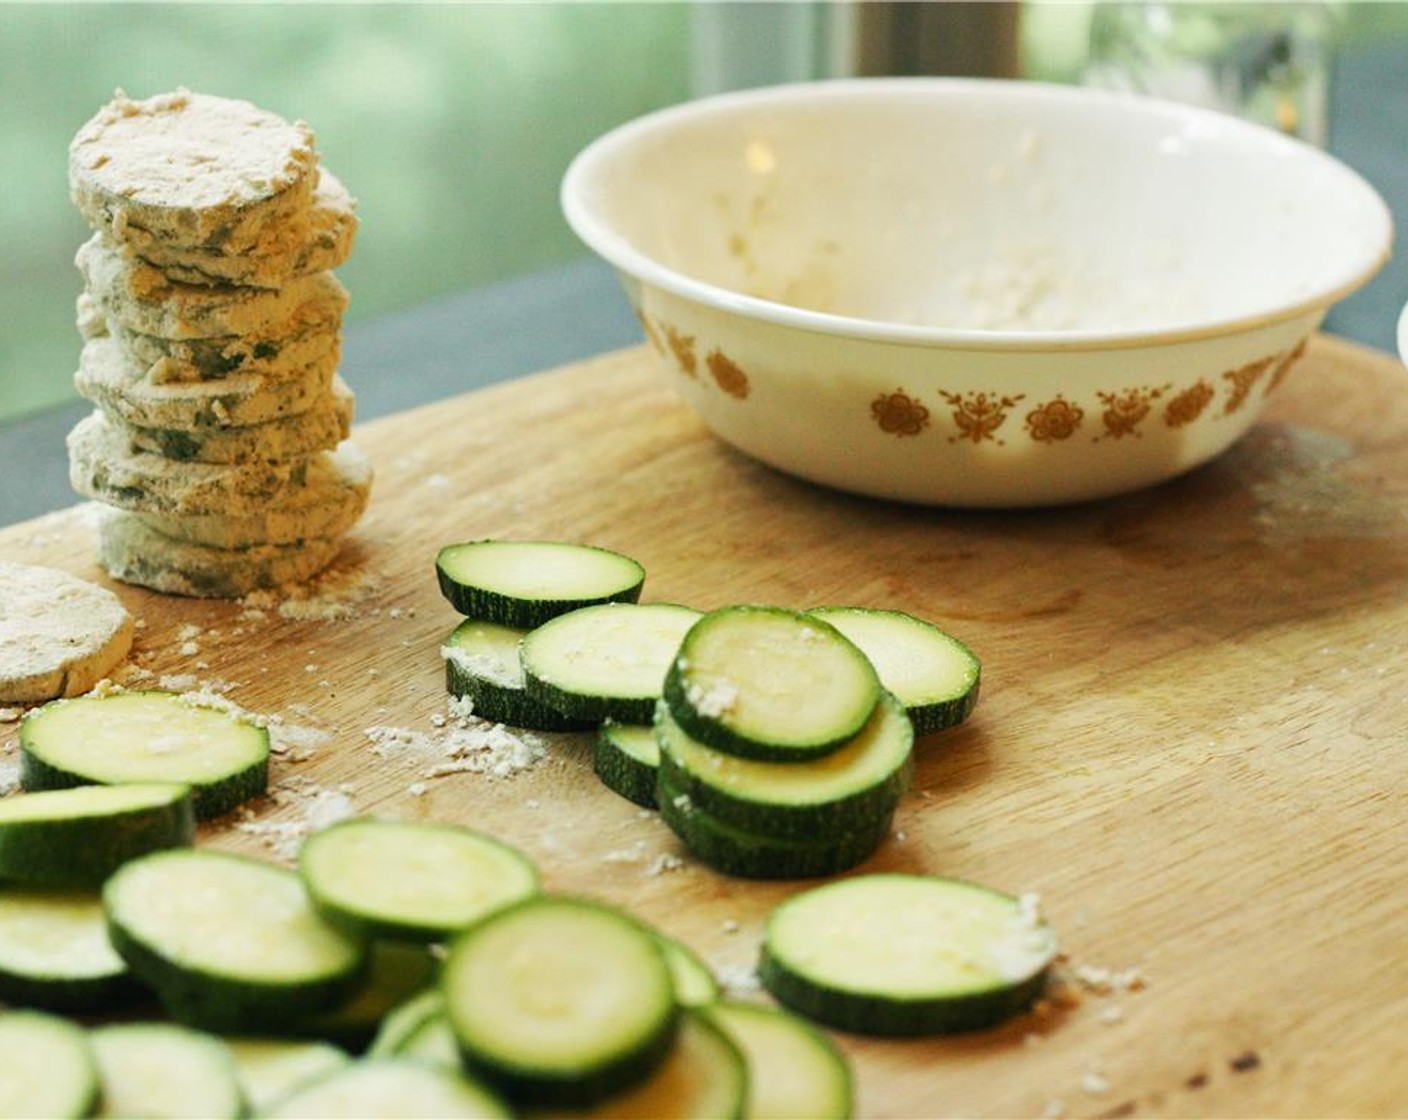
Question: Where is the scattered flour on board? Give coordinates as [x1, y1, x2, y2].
[364, 695, 550, 782]
[234, 776, 355, 862]
[239, 564, 382, 622]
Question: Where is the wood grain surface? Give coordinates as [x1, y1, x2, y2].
[3, 335, 1408, 1118]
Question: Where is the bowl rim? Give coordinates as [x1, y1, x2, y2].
[561, 76, 1394, 353]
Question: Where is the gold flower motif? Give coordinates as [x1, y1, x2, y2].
[636, 311, 665, 356]
[871, 389, 930, 437]
[1222, 355, 1276, 415]
[664, 325, 698, 378]
[1096, 385, 1165, 440]
[1163, 379, 1215, 428]
[1025, 396, 1084, 442]
[939, 390, 1025, 444]
[706, 350, 750, 399]
[1265, 338, 1308, 396]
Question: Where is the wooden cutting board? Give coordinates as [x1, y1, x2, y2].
[3, 334, 1408, 1118]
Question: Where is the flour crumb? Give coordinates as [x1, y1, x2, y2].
[159, 673, 200, 691]
[1080, 1071, 1110, 1096]
[407, 782, 428, 797]
[365, 702, 549, 781]
[0, 709, 21, 724]
[234, 780, 354, 861]
[0, 758, 18, 796]
[715, 964, 761, 995]
[645, 853, 685, 877]
[1041, 1099, 1065, 1119]
[722, 919, 740, 934]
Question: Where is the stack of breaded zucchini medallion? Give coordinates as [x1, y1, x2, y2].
[65, 88, 373, 599]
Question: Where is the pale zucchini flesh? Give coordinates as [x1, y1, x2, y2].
[225, 1036, 352, 1115]
[593, 721, 660, 809]
[20, 690, 269, 819]
[664, 607, 881, 761]
[574, 1010, 746, 1120]
[90, 1021, 244, 1120]
[706, 1000, 853, 1120]
[436, 539, 645, 628]
[443, 618, 593, 732]
[444, 896, 678, 1107]
[264, 1058, 512, 1119]
[522, 602, 702, 724]
[655, 693, 913, 836]
[807, 607, 980, 736]
[0, 1010, 99, 1120]
[300, 817, 539, 942]
[760, 874, 1058, 1035]
[103, 849, 367, 1032]
[0, 888, 141, 1012]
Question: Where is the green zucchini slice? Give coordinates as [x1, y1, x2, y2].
[663, 606, 881, 762]
[706, 1001, 853, 1120]
[287, 941, 440, 1049]
[658, 773, 893, 881]
[575, 1009, 746, 1119]
[759, 874, 1058, 1035]
[807, 607, 980, 735]
[263, 1058, 511, 1119]
[0, 887, 143, 1012]
[0, 1010, 99, 1120]
[655, 693, 913, 837]
[0, 781, 194, 887]
[103, 849, 368, 1033]
[522, 602, 702, 724]
[90, 1022, 244, 1120]
[225, 1037, 352, 1116]
[367, 988, 446, 1059]
[657, 933, 720, 1008]
[443, 618, 594, 731]
[444, 895, 678, 1108]
[20, 690, 269, 820]
[299, 817, 539, 942]
[436, 539, 645, 628]
[594, 721, 660, 809]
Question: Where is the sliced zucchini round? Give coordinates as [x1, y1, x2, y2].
[706, 1000, 853, 1120]
[807, 607, 980, 736]
[0, 781, 194, 887]
[436, 539, 645, 628]
[0, 887, 143, 1012]
[20, 690, 270, 820]
[264, 1057, 512, 1119]
[103, 849, 368, 1033]
[443, 618, 594, 732]
[656, 933, 720, 1007]
[574, 1009, 746, 1120]
[225, 1037, 352, 1116]
[299, 817, 539, 942]
[367, 988, 446, 1059]
[759, 874, 1058, 1035]
[0, 1010, 99, 1120]
[655, 693, 913, 837]
[522, 602, 702, 724]
[90, 1021, 244, 1120]
[663, 606, 881, 762]
[658, 773, 893, 881]
[594, 721, 660, 809]
[444, 895, 679, 1108]
[286, 940, 440, 1050]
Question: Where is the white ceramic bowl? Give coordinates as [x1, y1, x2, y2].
[562, 78, 1392, 507]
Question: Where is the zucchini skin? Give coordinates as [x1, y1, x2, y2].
[435, 541, 645, 629]
[662, 606, 880, 763]
[19, 750, 267, 821]
[0, 787, 195, 887]
[654, 696, 913, 838]
[657, 774, 893, 881]
[0, 962, 146, 1016]
[593, 723, 659, 809]
[445, 655, 594, 732]
[758, 949, 1050, 1036]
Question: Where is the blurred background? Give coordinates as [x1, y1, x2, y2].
[2, 1, 1406, 425]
